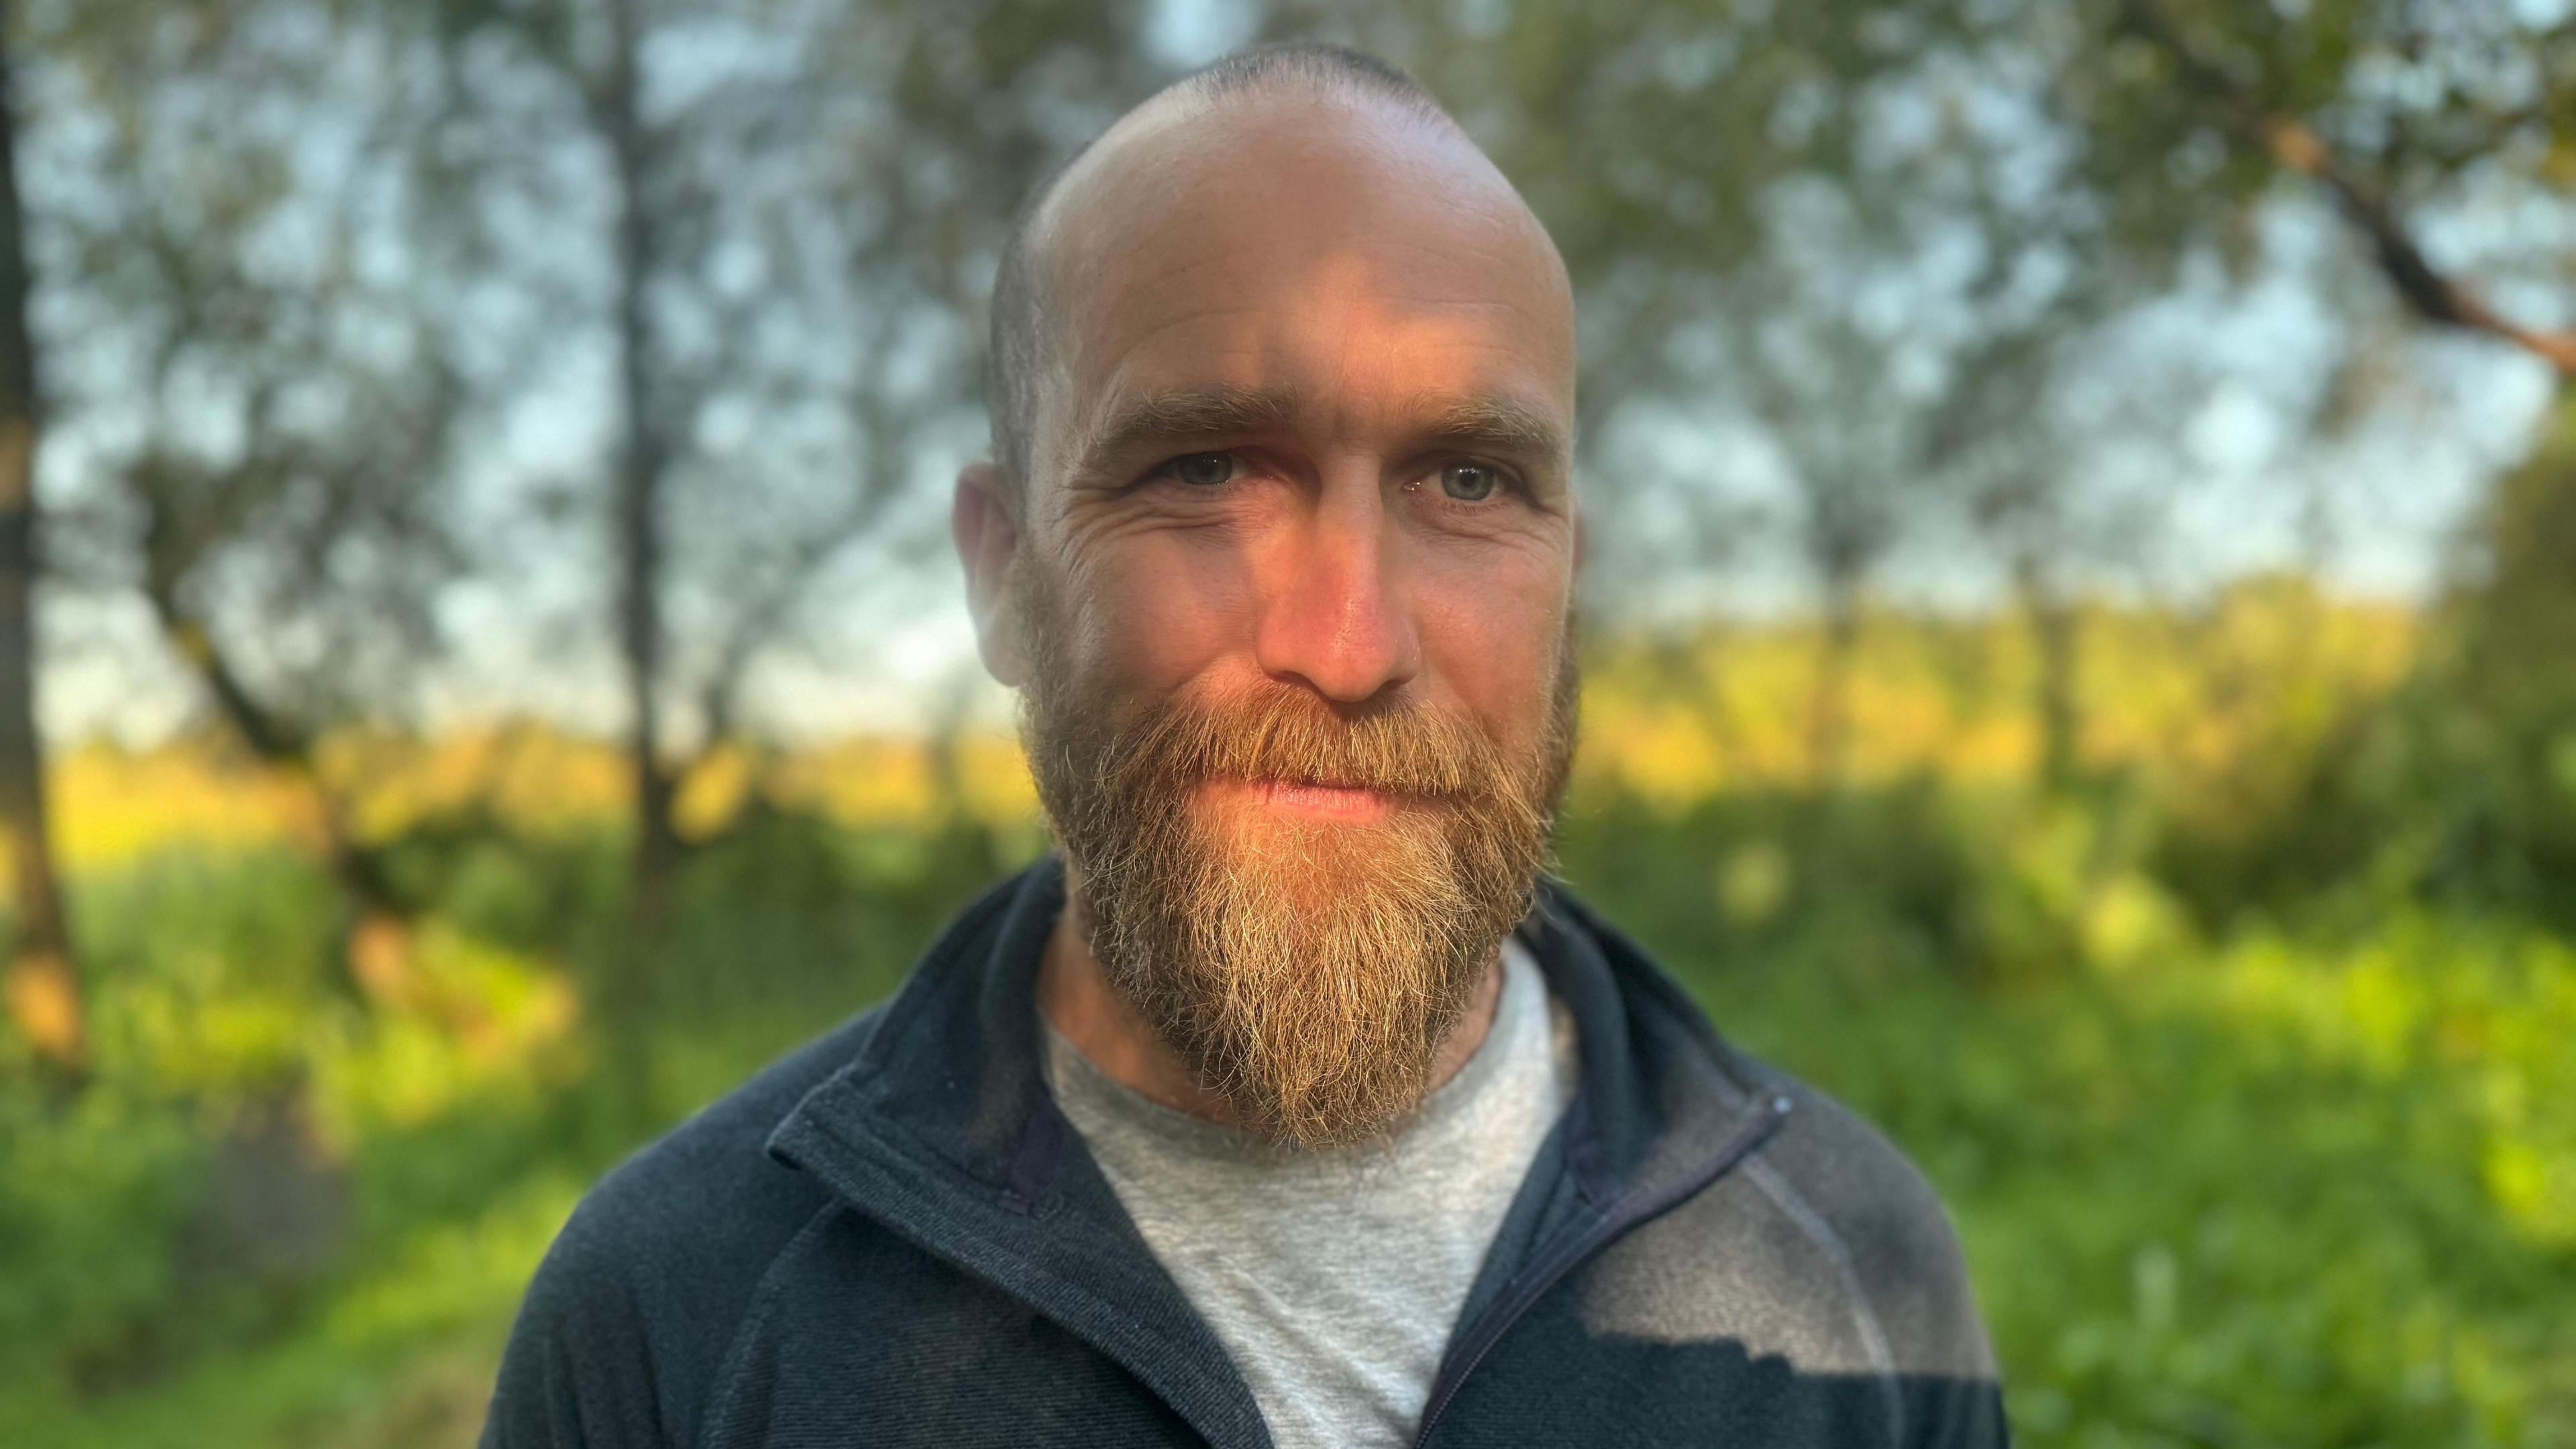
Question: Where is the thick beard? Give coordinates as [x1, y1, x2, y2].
[1017, 577, 1578, 1150]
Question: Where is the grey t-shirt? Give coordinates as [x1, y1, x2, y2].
[1041, 939, 1578, 1449]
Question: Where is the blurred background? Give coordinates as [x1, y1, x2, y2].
[0, 0, 2569, 1444]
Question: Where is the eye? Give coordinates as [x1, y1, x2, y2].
[1163, 452, 1237, 488]
[1438, 461, 1499, 502]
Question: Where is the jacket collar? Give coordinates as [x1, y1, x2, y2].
[1520, 877, 1770, 1206]
[767, 857, 1268, 1446]
[765, 855, 1777, 1448]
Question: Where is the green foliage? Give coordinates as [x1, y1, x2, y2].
[1, 757, 2567, 1446]
[1558, 777, 2178, 989]
[2149, 404, 2576, 937]
[0, 1085, 205, 1399]
[2410, 402, 2576, 920]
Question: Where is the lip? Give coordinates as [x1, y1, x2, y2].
[1208, 777, 1398, 822]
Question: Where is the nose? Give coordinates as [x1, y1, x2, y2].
[1254, 471, 1419, 704]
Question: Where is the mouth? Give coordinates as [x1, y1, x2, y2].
[1201, 775, 1403, 823]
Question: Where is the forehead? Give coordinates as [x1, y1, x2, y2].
[1031, 89, 1576, 472]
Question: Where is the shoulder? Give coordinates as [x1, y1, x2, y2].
[480, 1007, 881, 1449]
[1717, 1054, 2012, 1447]
[1546, 886, 2007, 1444]
[1550, 883, 1992, 1377]
[1732, 1061, 1995, 1384]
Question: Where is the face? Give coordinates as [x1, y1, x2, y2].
[954, 89, 1581, 1146]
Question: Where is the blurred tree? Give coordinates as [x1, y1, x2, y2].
[1731, 275, 1925, 787]
[2057, 0, 2576, 904]
[599, 0, 678, 915]
[0, 0, 75, 1075]
[2086, 0, 2575, 378]
[1937, 327, 2089, 791]
[2445, 400, 2576, 898]
[35, 0, 474, 998]
[1928, 315, 2191, 796]
[418, 0, 1163, 941]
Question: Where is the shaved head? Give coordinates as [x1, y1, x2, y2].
[984, 42, 1567, 501]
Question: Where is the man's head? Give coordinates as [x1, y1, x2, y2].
[953, 43, 1580, 1148]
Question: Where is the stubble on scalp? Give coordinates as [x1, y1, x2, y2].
[1016, 572, 1579, 1150]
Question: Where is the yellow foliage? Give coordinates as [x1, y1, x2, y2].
[313, 923, 582, 1138]
[1578, 581, 2418, 798]
[672, 745, 754, 841]
[17, 583, 2420, 877]
[52, 738, 316, 869]
[767, 730, 1037, 828]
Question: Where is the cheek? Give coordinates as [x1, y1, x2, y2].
[1055, 533, 1259, 698]
[1411, 546, 1571, 749]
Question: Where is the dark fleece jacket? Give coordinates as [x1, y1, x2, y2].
[480, 857, 2008, 1448]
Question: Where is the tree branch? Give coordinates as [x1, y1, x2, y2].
[2122, 0, 2576, 376]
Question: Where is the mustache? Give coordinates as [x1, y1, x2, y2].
[1098, 686, 1517, 802]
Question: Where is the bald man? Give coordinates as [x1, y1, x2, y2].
[482, 44, 2006, 1449]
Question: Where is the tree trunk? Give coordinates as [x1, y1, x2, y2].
[0, 4, 78, 1076]
[2016, 552, 2082, 794]
[606, 0, 679, 926]
[596, 0, 674, 1130]
[1808, 576, 1860, 790]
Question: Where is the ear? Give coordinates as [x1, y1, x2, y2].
[953, 460, 1028, 687]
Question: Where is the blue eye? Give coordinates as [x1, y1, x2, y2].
[1169, 453, 1236, 487]
[1440, 462, 1499, 501]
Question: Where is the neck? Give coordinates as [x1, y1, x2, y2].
[1033, 882, 1508, 1131]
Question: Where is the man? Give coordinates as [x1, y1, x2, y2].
[483, 42, 2006, 1449]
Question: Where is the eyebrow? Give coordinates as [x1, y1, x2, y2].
[1075, 384, 1305, 481]
[1072, 383, 1572, 483]
[1413, 394, 1572, 469]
